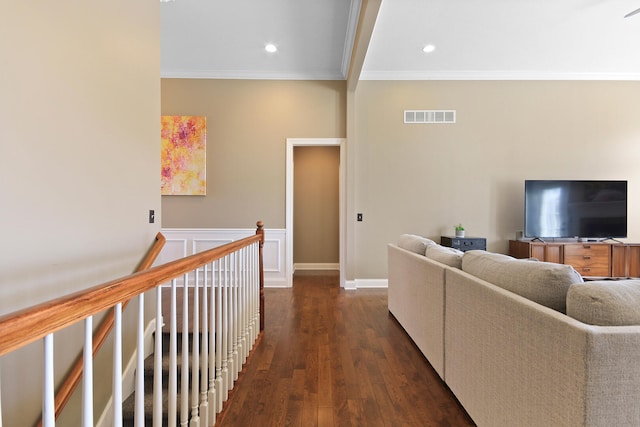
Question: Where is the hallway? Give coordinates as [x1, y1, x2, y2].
[218, 271, 475, 426]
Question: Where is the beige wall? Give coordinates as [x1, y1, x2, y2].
[0, 2, 160, 425]
[352, 80, 640, 279]
[160, 79, 640, 282]
[161, 79, 347, 229]
[293, 146, 340, 265]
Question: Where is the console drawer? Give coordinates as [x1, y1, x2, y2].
[563, 244, 611, 276]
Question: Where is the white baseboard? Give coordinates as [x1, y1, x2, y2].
[345, 279, 388, 289]
[264, 279, 289, 288]
[354, 279, 388, 288]
[294, 263, 339, 271]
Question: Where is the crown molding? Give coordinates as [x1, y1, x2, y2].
[359, 70, 640, 81]
[160, 70, 346, 80]
[161, 69, 640, 81]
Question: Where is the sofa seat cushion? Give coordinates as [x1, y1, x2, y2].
[397, 234, 436, 255]
[425, 245, 464, 269]
[567, 280, 640, 326]
[462, 250, 583, 313]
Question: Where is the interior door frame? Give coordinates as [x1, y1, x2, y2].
[286, 138, 346, 287]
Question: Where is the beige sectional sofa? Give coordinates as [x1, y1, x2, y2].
[388, 234, 640, 427]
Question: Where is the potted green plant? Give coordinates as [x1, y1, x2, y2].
[455, 223, 465, 238]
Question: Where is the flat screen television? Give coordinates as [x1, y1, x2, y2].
[524, 180, 627, 239]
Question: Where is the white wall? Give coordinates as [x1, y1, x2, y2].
[0, 2, 160, 425]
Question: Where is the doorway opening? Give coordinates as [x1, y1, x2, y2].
[286, 138, 346, 288]
[293, 145, 340, 272]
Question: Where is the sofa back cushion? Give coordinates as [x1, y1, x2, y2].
[397, 234, 436, 255]
[567, 280, 640, 325]
[461, 250, 583, 313]
[425, 245, 464, 269]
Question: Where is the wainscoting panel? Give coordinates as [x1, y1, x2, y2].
[193, 238, 233, 254]
[160, 239, 188, 264]
[157, 228, 287, 287]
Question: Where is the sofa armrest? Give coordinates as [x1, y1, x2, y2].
[444, 267, 640, 427]
[583, 327, 640, 425]
[388, 244, 447, 378]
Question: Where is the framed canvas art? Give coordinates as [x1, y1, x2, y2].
[161, 115, 206, 195]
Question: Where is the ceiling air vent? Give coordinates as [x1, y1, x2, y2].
[404, 110, 456, 124]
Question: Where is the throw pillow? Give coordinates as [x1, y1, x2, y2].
[567, 280, 640, 326]
[397, 234, 436, 255]
[462, 250, 583, 313]
[425, 245, 464, 269]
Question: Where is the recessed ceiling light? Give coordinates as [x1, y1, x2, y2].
[265, 44, 278, 53]
[422, 44, 436, 53]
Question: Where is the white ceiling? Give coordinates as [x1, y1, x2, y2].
[160, 0, 640, 81]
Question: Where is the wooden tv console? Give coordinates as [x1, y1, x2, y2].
[509, 240, 640, 278]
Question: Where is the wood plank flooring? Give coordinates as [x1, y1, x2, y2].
[218, 271, 475, 426]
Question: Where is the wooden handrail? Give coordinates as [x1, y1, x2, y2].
[41, 232, 167, 423]
[138, 232, 167, 271]
[0, 222, 265, 357]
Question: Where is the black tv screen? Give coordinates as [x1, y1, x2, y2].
[524, 180, 627, 239]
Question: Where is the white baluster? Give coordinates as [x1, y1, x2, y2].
[215, 259, 224, 412]
[0, 364, 3, 427]
[235, 252, 240, 377]
[135, 294, 145, 427]
[227, 253, 235, 390]
[241, 246, 248, 364]
[181, 273, 189, 427]
[221, 256, 230, 400]
[42, 334, 54, 427]
[200, 264, 209, 427]
[238, 248, 246, 366]
[251, 243, 259, 344]
[254, 242, 260, 342]
[169, 280, 178, 427]
[154, 286, 163, 427]
[232, 252, 239, 382]
[82, 317, 93, 427]
[113, 303, 123, 427]
[190, 269, 200, 427]
[248, 245, 253, 350]
[209, 260, 218, 423]
[255, 244, 262, 337]
[248, 244, 255, 346]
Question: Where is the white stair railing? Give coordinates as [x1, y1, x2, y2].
[0, 221, 265, 427]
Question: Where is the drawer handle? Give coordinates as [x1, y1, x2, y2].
[583, 245, 591, 249]
[583, 268, 591, 272]
[583, 255, 591, 260]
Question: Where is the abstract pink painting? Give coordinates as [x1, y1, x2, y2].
[161, 115, 206, 195]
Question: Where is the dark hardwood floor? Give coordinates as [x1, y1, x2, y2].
[218, 271, 475, 426]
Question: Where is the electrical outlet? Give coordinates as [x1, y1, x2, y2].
[149, 210, 155, 224]
[357, 213, 363, 222]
